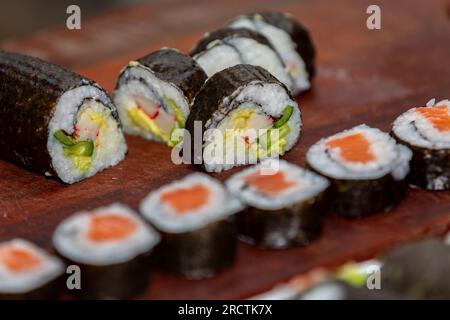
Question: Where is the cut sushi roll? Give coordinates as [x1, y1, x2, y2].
[140, 173, 242, 279]
[392, 99, 450, 190]
[53, 204, 160, 299]
[0, 51, 127, 184]
[113, 48, 207, 146]
[226, 159, 329, 248]
[190, 28, 294, 93]
[185, 64, 301, 173]
[227, 12, 316, 95]
[0, 239, 64, 300]
[306, 124, 412, 218]
[381, 239, 450, 299]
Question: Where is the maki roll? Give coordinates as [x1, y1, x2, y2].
[228, 12, 316, 95]
[392, 99, 450, 190]
[140, 173, 242, 279]
[381, 239, 450, 299]
[0, 51, 127, 184]
[190, 28, 294, 93]
[53, 204, 160, 299]
[306, 124, 412, 218]
[113, 48, 207, 146]
[226, 159, 329, 248]
[185, 64, 301, 172]
[0, 239, 64, 300]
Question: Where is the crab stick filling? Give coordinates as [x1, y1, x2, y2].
[244, 170, 296, 196]
[127, 95, 185, 146]
[326, 133, 375, 163]
[87, 214, 138, 243]
[0, 245, 42, 274]
[160, 184, 211, 214]
[417, 105, 450, 132]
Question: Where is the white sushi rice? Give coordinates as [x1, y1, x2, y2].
[307, 124, 412, 180]
[48, 85, 127, 184]
[0, 239, 64, 294]
[393, 99, 450, 149]
[229, 14, 310, 94]
[202, 81, 301, 172]
[140, 173, 243, 233]
[193, 36, 294, 92]
[226, 159, 329, 210]
[53, 204, 160, 266]
[113, 61, 190, 141]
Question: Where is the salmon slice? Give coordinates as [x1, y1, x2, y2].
[0, 246, 42, 273]
[87, 214, 137, 242]
[244, 170, 296, 196]
[417, 105, 450, 132]
[160, 184, 210, 213]
[326, 133, 375, 163]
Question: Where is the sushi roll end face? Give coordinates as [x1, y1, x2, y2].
[226, 159, 329, 249]
[53, 204, 160, 299]
[227, 12, 316, 95]
[113, 48, 207, 146]
[0, 239, 64, 299]
[306, 125, 412, 218]
[185, 64, 301, 173]
[0, 51, 127, 184]
[140, 173, 242, 278]
[392, 99, 450, 190]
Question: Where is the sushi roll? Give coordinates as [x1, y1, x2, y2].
[306, 124, 412, 218]
[392, 99, 450, 190]
[227, 12, 316, 95]
[140, 173, 242, 279]
[226, 159, 329, 248]
[381, 239, 450, 299]
[190, 28, 294, 93]
[185, 64, 301, 173]
[113, 48, 207, 146]
[0, 51, 127, 184]
[53, 204, 160, 299]
[0, 239, 64, 300]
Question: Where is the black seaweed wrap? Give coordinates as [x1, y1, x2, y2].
[0, 50, 116, 178]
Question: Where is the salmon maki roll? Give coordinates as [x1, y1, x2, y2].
[0, 239, 64, 300]
[392, 99, 450, 190]
[140, 173, 242, 279]
[306, 125, 412, 218]
[226, 159, 329, 248]
[53, 204, 160, 299]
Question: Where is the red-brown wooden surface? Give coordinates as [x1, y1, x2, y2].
[1, 0, 450, 299]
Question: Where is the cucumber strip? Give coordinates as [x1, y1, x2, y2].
[164, 95, 185, 127]
[54, 130, 75, 146]
[274, 105, 294, 128]
[63, 140, 94, 157]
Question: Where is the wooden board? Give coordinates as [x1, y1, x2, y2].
[1, 0, 450, 299]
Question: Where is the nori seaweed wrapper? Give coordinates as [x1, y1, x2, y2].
[381, 239, 450, 299]
[245, 12, 316, 81]
[392, 132, 450, 190]
[237, 190, 327, 248]
[190, 27, 276, 58]
[184, 64, 295, 169]
[0, 276, 62, 300]
[131, 48, 207, 104]
[0, 50, 118, 178]
[306, 163, 407, 218]
[154, 217, 237, 279]
[62, 251, 153, 300]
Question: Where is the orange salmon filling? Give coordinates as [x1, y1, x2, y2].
[326, 133, 374, 163]
[244, 170, 296, 196]
[417, 105, 450, 132]
[160, 184, 211, 214]
[0, 247, 42, 273]
[87, 214, 137, 242]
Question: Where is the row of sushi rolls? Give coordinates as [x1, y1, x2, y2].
[0, 12, 449, 300]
